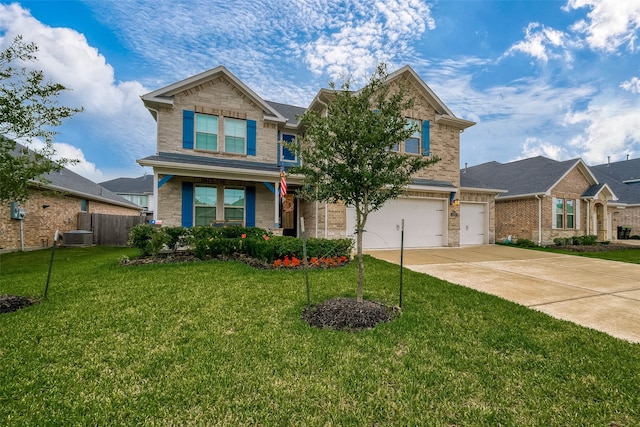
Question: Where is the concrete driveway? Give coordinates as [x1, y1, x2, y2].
[367, 245, 640, 344]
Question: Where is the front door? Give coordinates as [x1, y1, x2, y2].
[282, 193, 297, 237]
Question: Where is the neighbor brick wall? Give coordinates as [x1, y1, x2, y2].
[1, 189, 140, 252]
[611, 206, 640, 239]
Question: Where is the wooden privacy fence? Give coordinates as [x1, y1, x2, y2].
[78, 213, 146, 247]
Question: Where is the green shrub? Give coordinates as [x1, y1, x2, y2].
[581, 235, 598, 245]
[163, 226, 188, 251]
[128, 224, 169, 256]
[242, 237, 276, 262]
[515, 238, 537, 248]
[630, 235, 640, 240]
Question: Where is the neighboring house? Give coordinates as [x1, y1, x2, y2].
[591, 157, 640, 238]
[100, 175, 155, 214]
[138, 65, 497, 249]
[461, 156, 625, 244]
[1, 145, 142, 252]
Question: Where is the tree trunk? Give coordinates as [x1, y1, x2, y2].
[356, 207, 367, 303]
[356, 224, 364, 303]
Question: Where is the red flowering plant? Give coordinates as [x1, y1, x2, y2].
[272, 254, 349, 269]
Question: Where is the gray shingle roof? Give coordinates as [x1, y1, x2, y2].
[591, 158, 640, 204]
[461, 156, 581, 198]
[8, 141, 139, 209]
[100, 175, 154, 194]
[138, 151, 282, 173]
[265, 101, 307, 127]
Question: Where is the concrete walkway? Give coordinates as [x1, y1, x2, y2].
[367, 245, 640, 344]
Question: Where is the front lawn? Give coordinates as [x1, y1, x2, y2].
[533, 245, 640, 264]
[1, 247, 638, 425]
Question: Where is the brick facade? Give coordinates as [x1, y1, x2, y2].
[1, 189, 141, 252]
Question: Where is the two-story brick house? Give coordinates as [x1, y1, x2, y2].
[138, 65, 498, 248]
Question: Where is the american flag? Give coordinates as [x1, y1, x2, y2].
[280, 169, 287, 200]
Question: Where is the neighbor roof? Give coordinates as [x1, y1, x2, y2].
[9, 142, 140, 209]
[265, 101, 307, 127]
[461, 156, 599, 199]
[590, 158, 640, 205]
[100, 175, 154, 195]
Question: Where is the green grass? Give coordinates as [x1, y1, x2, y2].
[1, 247, 639, 426]
[532, 245, 640, 264]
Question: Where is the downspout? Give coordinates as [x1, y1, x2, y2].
[586, 200, 590, 235]
[535, 195, 542, 246]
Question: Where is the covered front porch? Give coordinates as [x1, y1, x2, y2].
[138, 152, 303, 234]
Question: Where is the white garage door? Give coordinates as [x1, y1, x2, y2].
[347, 199, 446, 249]
[460, 203, 487, 245]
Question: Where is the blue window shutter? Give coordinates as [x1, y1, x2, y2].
[183, 110, 194, 149]
[276, 142, 282, 166]
[422, 120, 430, 156]
[181, 182, 194, 227]
[246, 186, 256, 227]
[247, 120, 257, 156]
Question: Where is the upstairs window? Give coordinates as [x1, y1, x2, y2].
[224, 118, 246, 154]
[404, 119, 421, 154]
[195, 114, 218, 151]
[390, 118, 425, 155]
[281, 134, 297, 162]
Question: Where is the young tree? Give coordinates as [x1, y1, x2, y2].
[0, 35, 81, 202]
[291, 64, 440, 303]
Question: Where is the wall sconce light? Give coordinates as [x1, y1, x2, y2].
[42, 204, 50, 209]
[452, 199, 460, 207]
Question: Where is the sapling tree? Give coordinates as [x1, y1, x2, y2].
[0, 35, 81, 203]
[290, 64, 440, 303]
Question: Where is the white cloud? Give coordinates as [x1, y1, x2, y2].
[303, 0, 434, 80]
[565, 0, 640, 52]
[620, 77, 640, 94]
[0, 3, 155, 179]
[565, 98, 640, 163]
[517, 137, 570, 161]
[506, 22, 573, 62]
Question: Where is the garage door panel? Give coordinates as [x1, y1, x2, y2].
[350, 199, 446, 249]
[460, 203, 486, 245]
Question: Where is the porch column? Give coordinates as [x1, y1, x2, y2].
[274, 181, 280, 228]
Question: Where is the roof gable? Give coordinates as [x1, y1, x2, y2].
[141, 66, 286, 123]
[462, 156, 598, 199]
[305, 65, 475, 130]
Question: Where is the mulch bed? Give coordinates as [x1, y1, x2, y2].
[0, 295, 35, 314]
[302, 297, 399, 331]
[121, 252, 347, 270]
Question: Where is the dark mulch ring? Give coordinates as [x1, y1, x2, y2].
[555, 244, 640, 252]
[302, 297, 399, 331]
[0, 295, 36, 314]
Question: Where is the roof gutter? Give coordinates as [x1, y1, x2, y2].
[497, 191, 548, 201]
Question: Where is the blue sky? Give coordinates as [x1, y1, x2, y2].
[1, 0, 639, 182]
